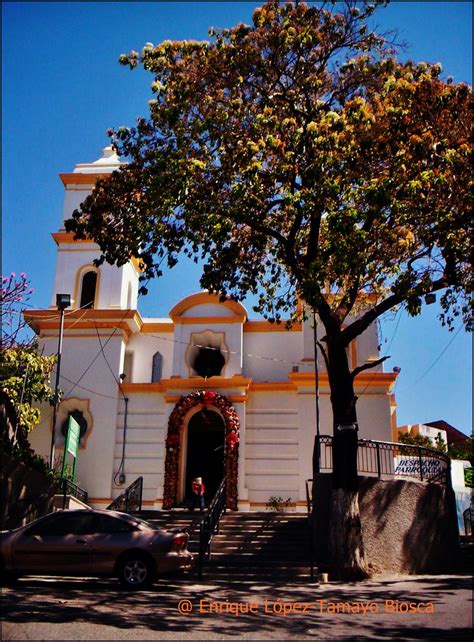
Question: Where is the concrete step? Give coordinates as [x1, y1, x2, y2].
[135, 509, 312, 576]
[197, 563, 316, 581]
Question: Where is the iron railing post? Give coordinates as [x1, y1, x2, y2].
[306, 478, 315, 582]
[198, 522, 204, 579]
[316, 434, 449, 486]
[107, 476, 143, 513]
[197, 477, 226, 578]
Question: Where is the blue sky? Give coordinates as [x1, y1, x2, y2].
[2, 2, 472, 435]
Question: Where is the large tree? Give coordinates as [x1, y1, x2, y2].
[66, 0, 473, 578]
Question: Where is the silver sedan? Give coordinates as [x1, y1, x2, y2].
[0, 508, 193, 590]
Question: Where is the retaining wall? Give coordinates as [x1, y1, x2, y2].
[312, 473, 460, 574]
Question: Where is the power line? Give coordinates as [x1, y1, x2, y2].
[413, 325, 463, 385]
[62, 308, 131, 399]
[59, 374, 122, 400]
[93, 320, 125, 394]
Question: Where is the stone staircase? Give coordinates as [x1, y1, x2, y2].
[138, 510, 314, 582]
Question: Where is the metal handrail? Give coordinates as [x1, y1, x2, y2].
[57, 478, 89, 509]
[107, 476, 143, 513]
[198, 477, 226, 578]
[317, 434, 451, 486]
[306, 478, 315, 582]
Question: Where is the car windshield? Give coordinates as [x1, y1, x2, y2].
[115, 513, 162, 530]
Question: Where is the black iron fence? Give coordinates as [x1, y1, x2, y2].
[317, 435, 451, 486]
[56, 478, 89, 509]
[198, 477, 226, 578]
[463, 506, 473, 536]
[107, 476, 143, 513]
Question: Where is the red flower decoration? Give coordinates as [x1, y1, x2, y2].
[225, 432, 239, 450]
[166, 433, 180, 447]
[162, 390, 240, 510]
[203, 390, 217, 405]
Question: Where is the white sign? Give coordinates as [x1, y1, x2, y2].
[394, 456, 447, 478]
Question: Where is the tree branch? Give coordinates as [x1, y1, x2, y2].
[351, 355, 390, 379]
[341, 276, 449, 346]
[317, 340, 330, 371]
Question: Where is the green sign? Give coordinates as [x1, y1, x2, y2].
[66, 416, 80, 457]
[61, 416, 80, 480]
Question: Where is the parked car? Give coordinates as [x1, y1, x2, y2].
[0, 508, 193, 590]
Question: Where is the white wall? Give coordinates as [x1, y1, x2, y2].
[243, 331, 301, 381]
[29, 331, 125, 501]
[125, 333, 174, 383]
[245, 392, 300, 506]
[61, 187, 93, 227]
[113, 393, 167, 505]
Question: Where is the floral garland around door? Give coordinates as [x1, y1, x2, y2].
[163, 390, 240, 510]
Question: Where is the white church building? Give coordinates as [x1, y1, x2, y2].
[26, 147, 398, 511]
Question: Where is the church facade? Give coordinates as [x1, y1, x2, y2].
[26, 148, 398, 511]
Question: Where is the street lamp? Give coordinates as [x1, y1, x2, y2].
[49, 293, 71, 469]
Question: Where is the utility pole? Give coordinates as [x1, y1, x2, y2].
[49, 293, 71, 469]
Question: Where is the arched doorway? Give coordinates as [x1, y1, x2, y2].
[184, 409, 225, 505]
[162, 390, 239, 510]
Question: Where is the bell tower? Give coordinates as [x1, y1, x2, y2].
[49, 146, 139, 312]
[25, 147, 142, 500]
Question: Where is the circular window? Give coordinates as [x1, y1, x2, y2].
[193, 346, 225, 378]
[61, 410, 88, 441]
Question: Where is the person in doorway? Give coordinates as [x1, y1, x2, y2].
[191, 477, 205, 512]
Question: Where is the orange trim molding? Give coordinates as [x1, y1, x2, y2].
[250, 382, 296, 392]
[350, 340, 358, 369]
[229, 394, 247, 404]
[51, 232, 94, 246]
[121, 383, 165, 394]
[59, 172, 112, 186]
[244, 320, 301, 332]
[169, 292, 248, 321]
[24, 309, 143, 334]
[161, 375, 252, 390]
[122, 376, 252, 394]
[118, 374, 396, 396]
[141, 322, 174, 334]
[174, 315, 245, 325]
[288, 371, 398, 389]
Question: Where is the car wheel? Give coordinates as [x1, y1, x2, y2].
[117, 553, 155, 590]
[0, 557, 20, 585]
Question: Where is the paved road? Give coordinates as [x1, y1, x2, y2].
[2, 571, 472, 640]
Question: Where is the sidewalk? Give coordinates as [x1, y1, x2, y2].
[2, 571, 472, 640]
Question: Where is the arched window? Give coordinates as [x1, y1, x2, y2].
[80, 271, 97, 309]
[151, 352, 163, 383]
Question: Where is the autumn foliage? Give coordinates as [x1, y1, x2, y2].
[66, 1, 472, 578]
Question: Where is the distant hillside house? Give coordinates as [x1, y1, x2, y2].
[25, 148, 398, 511]
[425, 420, 472, 450]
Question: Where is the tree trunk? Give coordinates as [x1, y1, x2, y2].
[325, 335, 370, 579]
[328, 488, 368, 580]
